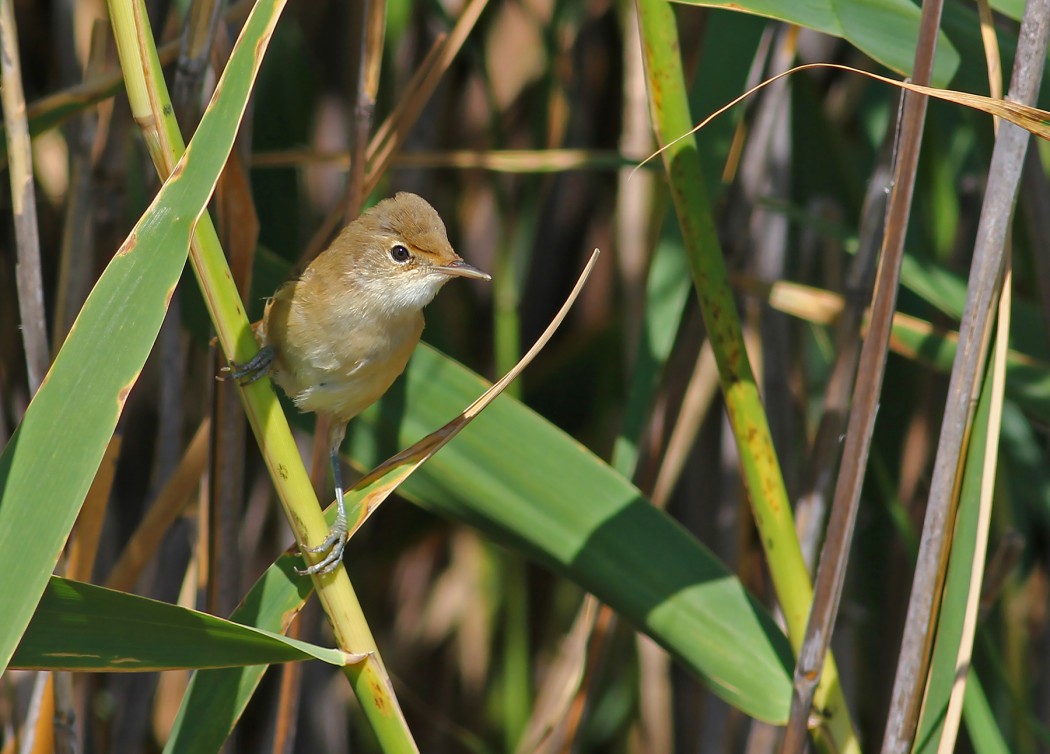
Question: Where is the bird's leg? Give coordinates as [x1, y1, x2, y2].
[297, 422, 350, 576]
[224, 345, 275, 384]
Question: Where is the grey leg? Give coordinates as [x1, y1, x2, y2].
[297, 435, 351, 575]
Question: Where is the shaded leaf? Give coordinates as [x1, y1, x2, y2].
[11, 578, 346, 672]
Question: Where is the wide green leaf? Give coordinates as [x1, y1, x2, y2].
[349, 344, 797, 722]
[673, 0, 959, 86]
[11, 577, 346, 671]
[164, 553, 310, 753]
[0, 0, 278, 675]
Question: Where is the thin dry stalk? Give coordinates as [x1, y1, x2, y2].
[616, 6, 654, 355]
[297, 33, 449, 264]
[719, 25, 776, 187]
[924, 12, 1007, 746]
[362, 17, 470, 184]
[272, 602, 326, 753]
[18, 671, 54, 754]
[163, 8, 236, 660]
[271, 606, 313, 754]
[780, 0, 947, 744]
[0, 0, 49, 392]
[50, 671, 74, 754]
[794, 141, 893, 572]
[208, 101, 260, 619]
[345, 0, 385, 223]
[2, 3, 56, 745]
[976, 0, 1003, 105]
[207, 365, 244, 617]
[271, 423, 328, 754]
[172, 0, 225, 130]
[53, 21, 110, 351]
[650, 341, 719, 508]
[934, 260, 1011, 752]
[880, 3, 1050, 750]
[68, 436, 123, 583]
[215, 146, 260, 300]
[299, 0, 489, 265]
[556, 604, 617, 752]
[514, 601, 599, 753]
[510, 594, 614, 754]
[255, 147, 631, 172]
[366, 32, 447, 163]
[634, 634, 672, 754]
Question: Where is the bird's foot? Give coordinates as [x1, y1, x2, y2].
[296, 513, 349, 576]
[222, 346, 274, 384]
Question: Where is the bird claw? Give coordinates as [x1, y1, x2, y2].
[295, 515, 349, 576]
[223, 346, 274, 384]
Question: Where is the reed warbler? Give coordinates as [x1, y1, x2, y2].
[231, 192, 490, 574]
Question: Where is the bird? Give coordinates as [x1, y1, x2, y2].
[230, 192, 490, 575]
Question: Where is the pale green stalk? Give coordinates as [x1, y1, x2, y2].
[634, 0, 858, 750]
[105, 1, 417, 749]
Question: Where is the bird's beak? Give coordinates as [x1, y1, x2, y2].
[438, 259, 491, 281]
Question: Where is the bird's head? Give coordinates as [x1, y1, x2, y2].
[338, 192, 490, 314]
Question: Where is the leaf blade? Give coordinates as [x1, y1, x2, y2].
[11, 578, 346, 672]
[0, 0, 282, 676]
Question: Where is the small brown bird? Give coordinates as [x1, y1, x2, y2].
[232, 192, 490, 574]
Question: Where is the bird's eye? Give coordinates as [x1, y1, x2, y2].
[390, 244, 411, 263]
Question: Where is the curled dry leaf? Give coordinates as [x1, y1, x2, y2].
[636, 62, 1050, 177]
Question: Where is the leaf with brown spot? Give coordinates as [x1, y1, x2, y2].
[0, 0, 285, 677]
[12, 578, 345, 671]
[639, 62, 1050, 176]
